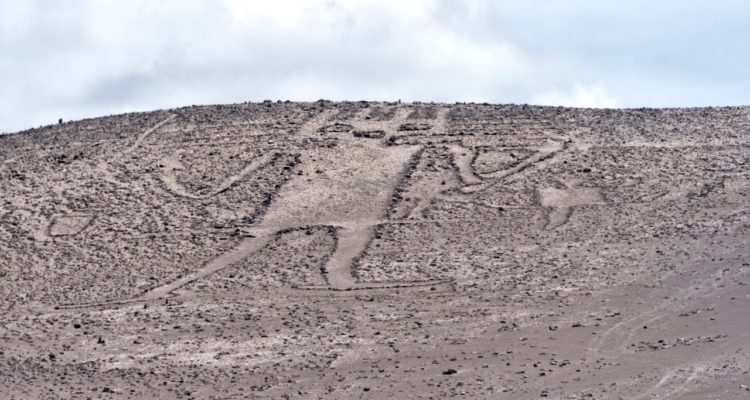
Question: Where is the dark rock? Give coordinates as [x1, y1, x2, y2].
[398, 123, 431, 131]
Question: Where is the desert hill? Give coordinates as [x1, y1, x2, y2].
[1, 101, 749, 398]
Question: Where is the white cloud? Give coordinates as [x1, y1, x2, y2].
[533, 83, 621, 108]
[0, 0, 536, 132]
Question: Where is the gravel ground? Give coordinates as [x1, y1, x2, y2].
[1, 101, 749, 399]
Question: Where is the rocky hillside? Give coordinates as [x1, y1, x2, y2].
[1, 102, 749, 399]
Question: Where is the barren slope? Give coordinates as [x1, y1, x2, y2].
[1, 102, 749, 399]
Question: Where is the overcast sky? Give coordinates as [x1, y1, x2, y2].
[1, 0, 749, 133]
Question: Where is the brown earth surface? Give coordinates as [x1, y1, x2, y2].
[1, 101, 749, 399]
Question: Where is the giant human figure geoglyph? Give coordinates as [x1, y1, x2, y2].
[138, 105, 447, 299]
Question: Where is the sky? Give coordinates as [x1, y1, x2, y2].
[1, 0, 750, 133]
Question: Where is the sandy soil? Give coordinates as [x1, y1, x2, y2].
[1, 101, 749, 399]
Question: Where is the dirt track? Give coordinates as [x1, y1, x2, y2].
[1, 101, 749, 399]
